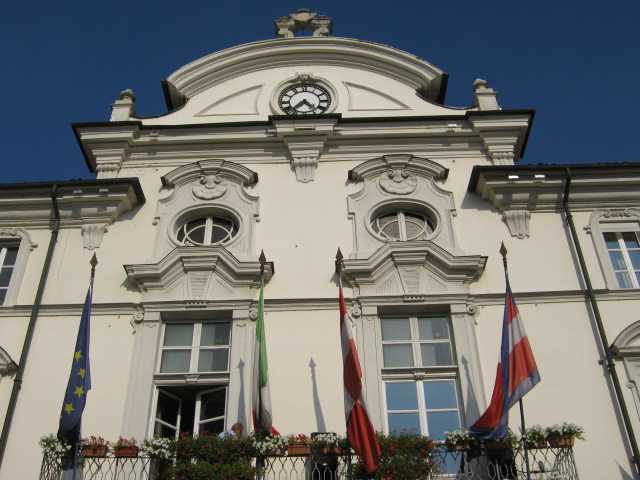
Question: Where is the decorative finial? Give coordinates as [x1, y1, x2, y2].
[274, 9, 332, 38]
[259, 250, 266, 276]
[499, 242, 508, 270]
[90, 253, 98, 269]
[473, 78, 500, 111]
[335, 248, 344, 274]
[118, 88, 135, 101]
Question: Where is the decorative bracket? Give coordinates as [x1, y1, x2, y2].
[502, 210, 531, 239]
[82, 223, 108, 250]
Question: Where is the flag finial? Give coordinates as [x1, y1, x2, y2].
[499, 242, 508, 270]
[259, 250, 266, 276]
[335, 248, 344, 274]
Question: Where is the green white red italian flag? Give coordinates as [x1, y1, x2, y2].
[252, 281, 275, 433]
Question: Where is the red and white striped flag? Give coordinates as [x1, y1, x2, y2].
[339, 285, 381, 474]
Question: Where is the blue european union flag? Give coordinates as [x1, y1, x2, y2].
[57, 286, 92, 443]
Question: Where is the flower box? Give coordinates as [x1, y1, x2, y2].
[548, 435, 575, 448]
[525, 439, 548, 449]
[81, 445, 108, 457]
[114, 446, 140, 457]
[287, 443, 311, 456]
[485, 440, 512, 450]
[445, 440, 472, 452]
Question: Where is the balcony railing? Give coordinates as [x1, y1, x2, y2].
[40, 444, 579, 480]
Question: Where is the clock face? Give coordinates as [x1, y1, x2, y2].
[278, 83, 332, 115]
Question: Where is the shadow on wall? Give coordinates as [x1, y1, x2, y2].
[310, 357, 327, 432]
[461, 355, 480, 426]
[238, 359, 247, 430]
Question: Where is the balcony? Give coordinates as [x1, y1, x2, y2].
[39, 442, 580, 480]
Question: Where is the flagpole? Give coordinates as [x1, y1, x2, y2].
[72, 253, 97, 480]
[500, 243, 531, 480]
[257, 250, 266, 435]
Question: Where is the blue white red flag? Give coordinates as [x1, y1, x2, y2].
[470, 274, 540, 439]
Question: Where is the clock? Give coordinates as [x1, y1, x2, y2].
[278, 83, 332, 115]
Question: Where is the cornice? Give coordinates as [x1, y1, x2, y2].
[0, 179, 143, 227]
[162, 159, 259, 188]
[469, 166, 640, 212]
[342, 241, 487, 285]
[123, 246, 274, 293]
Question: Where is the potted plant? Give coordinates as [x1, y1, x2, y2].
[522, 425, 547, 449]
[444, 430, 475, 451]
[80, 436, 108, 457]
[111, 437, 139, 457]
[377, 433, 434, 459]
[39, 434, 71, 462]
[140, 437, 174, 460]
[311, 432, 343, 455]
[252, 434, 287, 456]
[546, 423, 584, 448]
[287, 434, 310, 456]
[484, 429, 518, 450]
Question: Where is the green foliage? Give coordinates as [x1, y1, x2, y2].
[170, 435, 256, 480]
[352, 434, 434, 479]
[374, 454, 433, 480]
[376, 433, 433, 459]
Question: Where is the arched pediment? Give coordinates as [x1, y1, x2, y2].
[162, 159, 258, 188]
[164, 37, 446, 106]
[612, 321, 640, 358]
[348, 154, 449, 182]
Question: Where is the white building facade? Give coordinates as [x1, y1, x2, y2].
[1, 10, 640, 479]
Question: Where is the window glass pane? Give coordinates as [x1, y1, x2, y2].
[404, 215, 427, 240]
[198, 349, 229, 372]
[163, 324, 194, 347]
[603, 232, 620, 249]
[622, 232, 640, 249]
[210, 218, 236, 244]
[201, 323, 231, 346]
[154, 422, 177, 439]
[200, 389, 226, 420]
[0, 289, 6, 304]
[385, 382, 418, 410]
[1, 246, 18, 266]
[424, 380, 458, 409]
[616, 272, 633, 288]
[156, 391, 180, 426]
[160, 350, 191, 373]
[608, 251, 627, 271]
[383, 344, 414, 368]
[421, 343, 453, 366]
[0, 268, 13, 288]
[199, 418, 225, 436]
[629, 251, 640, 270]
[636, 272, 640, 286]
[381, 318, 411, 341]
[375, 213, 400, 240]
[426, 411, 461, 440]
[418, 317, 450, 340]
[388, 413, 421, 435]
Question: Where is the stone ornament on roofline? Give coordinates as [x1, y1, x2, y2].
[275, 9, 332, 38]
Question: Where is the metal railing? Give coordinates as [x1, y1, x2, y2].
[40, 444, 579, 479]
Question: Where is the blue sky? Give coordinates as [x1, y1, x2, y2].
[2, 0, 638, 182]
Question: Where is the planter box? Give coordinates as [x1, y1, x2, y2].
[287, 443, 311, 456]
[525, 439, 548, 449]
[114, 446, 140, 457]
[81, 445, 108, 457]
[485, 440, 512, 450]
[445, 440, 471, 452]
[548, 435, 575, 448]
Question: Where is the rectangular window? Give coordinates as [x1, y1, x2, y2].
[0, 241, 19, 305]
[159, 321, 231, 373]
[381, 316, 454, 368]
[604, 231, 640, 288]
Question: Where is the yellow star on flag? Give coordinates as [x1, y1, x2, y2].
[74, 386, 85, 398]
[74, 351, 83, 362]
[64, 403, 75, 415]
[77, 368, 86, 379]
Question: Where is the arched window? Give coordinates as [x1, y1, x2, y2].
[371, 210, 435, 242]
[176, 215, 238, 246]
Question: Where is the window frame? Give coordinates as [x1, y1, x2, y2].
[371, 209, 434, 242]
[0, 230, 36, 308]
[379, 314, 463, 437]
[0, 240, 20, 306]
[158, 321, 232, 375]
[603, 231, 640, 289]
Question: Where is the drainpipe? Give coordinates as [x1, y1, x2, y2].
[0, 185, 61, 471]
[562, 168, 640, 477]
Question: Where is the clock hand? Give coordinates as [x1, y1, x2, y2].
[293, 98, 315, 110]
